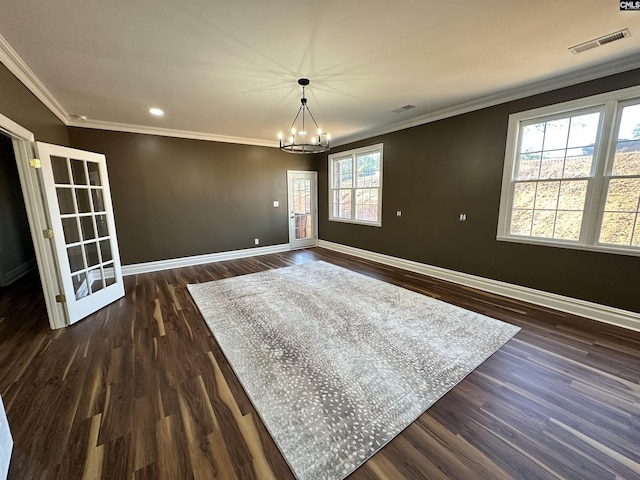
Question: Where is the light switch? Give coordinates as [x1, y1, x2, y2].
[396, 211, 402, 217]
[273, 201, 279, 207]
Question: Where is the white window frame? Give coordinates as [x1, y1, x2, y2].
[328, 143, 383, 227]
[497, 84, 640, 257]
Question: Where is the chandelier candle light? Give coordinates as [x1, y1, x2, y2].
[279, 78, 330, 154]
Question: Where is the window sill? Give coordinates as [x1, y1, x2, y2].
[329, 217, 382, 227]
[496, 235, 640, 257]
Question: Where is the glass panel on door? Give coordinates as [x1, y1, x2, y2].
[293, 178, 312, 240]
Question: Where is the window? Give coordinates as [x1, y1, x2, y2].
[329, 144, 383, 226]
[498, 85, 640, 256]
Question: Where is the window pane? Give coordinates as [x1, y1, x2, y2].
[85, 242, 100, 267]
[72, 272, 89, 300]
[89, 268, 104, 293]
[62, 217, 80, 244]
[71, 159, 87, 185]
[554, 211, 583, 241]
[67, 245, 84, 272]
[516, 153, 541, 180]
[333, 158, 352, 189]
[543, 118, 570, 151]
[513, 182, 536, 209]
[100, 239, 112, 263]
[92, 189, 105, 212]
[563, 149, 592, 178]
[355, 188, 379, 221]
[510, 209, 533, 236]
[540, 150, 565, 179]
[617, 103, 640, 141]
[557, 180, 588, 210]
[604, 178, 640, 212]
[57, 188, 75, 214]
[293, 179, 311, 214]
[104, 264, 116, 287]
[80, 216, 96, 240]
[76, 189, 92, 213]
[87, 162, 102, 186]
[52, 156, 70, 184]
[521, 123, 544, 153]
[357, 152, 381, 188]
[534, 181, 560, 210]
[567, 112, 600, 149]
[95, 214, 109, 238]
[612, 104, 640, 177]
[531, 210, 556, 238]
[612, 144, 640, 176]
[599, 212, 635, 245]
[333, 190, 351, 218]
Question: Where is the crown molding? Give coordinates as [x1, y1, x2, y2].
[67, 118, 280, 147]
[332, 53, 640, 147]
[0, 33, 69, 124]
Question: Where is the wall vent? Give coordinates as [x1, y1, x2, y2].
[569, 28, 631, 55]
[392, 104, 415, 113]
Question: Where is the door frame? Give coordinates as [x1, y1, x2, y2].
[0, 112, 68, 328]
[286, 170, 318, 250]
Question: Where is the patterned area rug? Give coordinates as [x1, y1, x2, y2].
[188, 261, 520, 480]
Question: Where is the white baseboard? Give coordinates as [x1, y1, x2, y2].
[122, 244, 291, 276]
[317, 240, 640, 333]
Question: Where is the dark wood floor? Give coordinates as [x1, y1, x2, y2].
[0, 247, 639, 480]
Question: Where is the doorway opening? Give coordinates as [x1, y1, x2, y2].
[0, 133, 37, 287]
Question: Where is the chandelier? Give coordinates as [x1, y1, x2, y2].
[279, 78, 330, 154]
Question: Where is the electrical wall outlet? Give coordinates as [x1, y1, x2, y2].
[273, 201, 279, 207]
[396, 210, 402, 217]
[459, 213, 467, 221]
[254, 238, 259, 245]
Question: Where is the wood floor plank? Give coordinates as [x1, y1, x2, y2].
[0, 247, 638, 479]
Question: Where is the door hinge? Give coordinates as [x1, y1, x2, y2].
[42, 229, 54, 239]
[29, 158, 41, 169]
[55, 294, 66, 303]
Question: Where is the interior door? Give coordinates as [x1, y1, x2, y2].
[287, 170, 317, 249]
[36, 142, 124, 324]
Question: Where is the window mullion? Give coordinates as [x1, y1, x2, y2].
[351, 155, 357, 220]
[583, 100, 616, 246]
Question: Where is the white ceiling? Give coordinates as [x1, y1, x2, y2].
[1, 1, 640, 147]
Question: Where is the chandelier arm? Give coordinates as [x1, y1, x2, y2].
[287, 105, 305, 137]
[304, 104, 322, 131]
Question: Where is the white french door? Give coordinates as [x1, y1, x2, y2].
[36, 142, 124, 324]
[287, 171, 317, 249]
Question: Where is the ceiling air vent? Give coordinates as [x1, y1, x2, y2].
[392, 104, 415, 113]
[569, 28, 631, 55]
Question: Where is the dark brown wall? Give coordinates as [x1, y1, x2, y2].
[319, 69, 640, 313]
[67, 128, 317, 264]
[0, 63, 69, 145]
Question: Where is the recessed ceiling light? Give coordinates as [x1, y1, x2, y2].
[149, 108, 164, 116]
